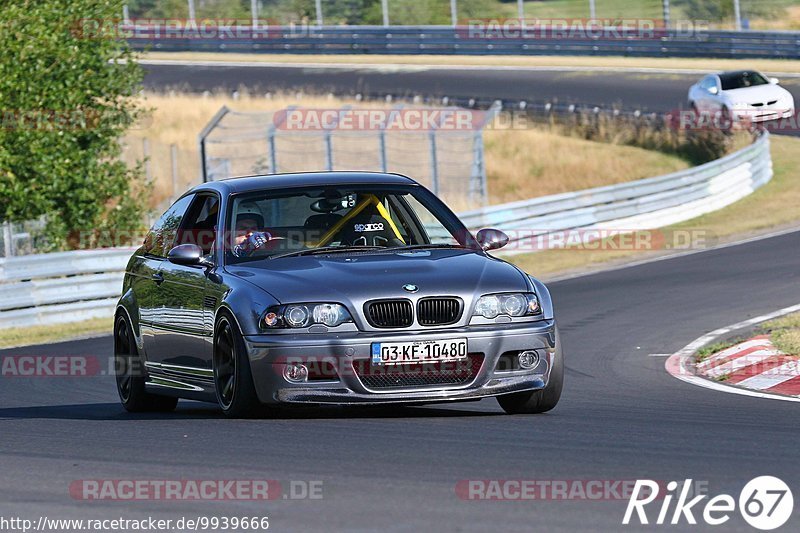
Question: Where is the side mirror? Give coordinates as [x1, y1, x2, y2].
[770, 77, 780, 85]
[708, 86, 719, 95]
[167, 244, 213, 267]
[476, 228, 509, 252]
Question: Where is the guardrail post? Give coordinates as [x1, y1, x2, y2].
[382, 0, 389, 27]
[378, 130, 388, 172]
[325, 130, 334, 171]
[187, 0, 196, 25]
[429, 129, 439, 196]
[2, 222, 13, 258]
[733, 0, 742, 31]
[315, 0, 323, 26]
[470, 131, 484, 206]
[267, 128, 278, 174]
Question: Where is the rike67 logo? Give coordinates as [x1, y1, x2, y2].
[623, 477, 793, 530]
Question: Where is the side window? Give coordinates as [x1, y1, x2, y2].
[143, 194, 195, 258]
[402, 194, 460, 245]
[176, 195, 220, 256]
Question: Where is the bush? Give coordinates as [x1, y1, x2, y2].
[537, 110, 738, 165]
[0, 0, 148, 250]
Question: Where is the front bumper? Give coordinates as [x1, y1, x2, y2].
[733, 106, 794, 122]
[244, 319, 556, 405]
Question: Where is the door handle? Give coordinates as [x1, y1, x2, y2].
[152, 272, 164, 285]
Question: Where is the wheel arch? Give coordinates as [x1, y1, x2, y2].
[115, 289, 143, 355]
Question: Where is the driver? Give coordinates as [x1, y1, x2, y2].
[232, 209, 279, 257]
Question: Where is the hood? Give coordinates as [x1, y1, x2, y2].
[225, 249, 530, 305]
[724, 84, 791, 105]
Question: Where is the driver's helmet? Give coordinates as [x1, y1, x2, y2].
[235, 202, 265, 231]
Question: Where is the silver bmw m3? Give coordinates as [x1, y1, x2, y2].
[114, 172, 563, 417]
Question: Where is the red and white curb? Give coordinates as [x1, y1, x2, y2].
[696, 335, 800, 395]
[665, 303, 800, 403]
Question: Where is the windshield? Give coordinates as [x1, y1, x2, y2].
[719, 71, 770, 91]
[224, 184, 473, 264]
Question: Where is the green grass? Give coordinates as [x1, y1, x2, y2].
[760, 312, 800, 355]
[695, 340, 741, 362]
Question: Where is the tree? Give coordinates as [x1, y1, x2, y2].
[0, 0, 147, 250]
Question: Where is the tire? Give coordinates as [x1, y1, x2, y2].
[213, 313, 263, 418]
[497, 327, 564, 415]
[114, 315, 178, 413]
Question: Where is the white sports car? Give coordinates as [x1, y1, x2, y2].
[688, 70, 795, 123]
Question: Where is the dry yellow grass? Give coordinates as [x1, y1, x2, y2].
[750, 6, 800, 31]
[126, 92, 689, 208]
[484, 128, 688, 203]
[509, 135, 800, 279]
[143, 51, 800, 75]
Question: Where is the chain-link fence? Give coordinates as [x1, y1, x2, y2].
[199, 103, 501, 212]
[0, 219, 49, 258]
[123, 1, 799, 30]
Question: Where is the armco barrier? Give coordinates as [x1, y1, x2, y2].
[0, 249, 134, 330]
[127, 26, 800, 59]
[457, 132, 773, 252]
[0, 133, 772, 329]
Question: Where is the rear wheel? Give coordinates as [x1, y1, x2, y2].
[213, 314, 262, 418]
[497, 328, 564, 414]
[114, 315, 178, 413]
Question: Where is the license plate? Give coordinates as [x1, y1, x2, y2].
[371, 339, 468, 365]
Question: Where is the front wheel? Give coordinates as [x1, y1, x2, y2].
[213, 314, 263, 418]
[114, 315, 178, 413]
[497, 328, 564, 414]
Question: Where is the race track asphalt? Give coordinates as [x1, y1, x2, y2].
[2, 229, 799, 531]
[141, 62, 800, 118]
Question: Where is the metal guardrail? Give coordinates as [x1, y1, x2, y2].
[0, 249, 133, 330]
[128, 26, 800, 59]
[458, 132, 773, 251]
[0, 133, 773, 330]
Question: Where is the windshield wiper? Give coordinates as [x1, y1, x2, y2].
[269, 245, 386, 260]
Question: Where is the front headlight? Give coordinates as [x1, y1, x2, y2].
[473, 293, 540, 319]
[262, 303, 353, 329]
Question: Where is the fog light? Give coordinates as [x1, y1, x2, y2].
[283, 363, 309, 383]
[518, 351, 539, 370]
